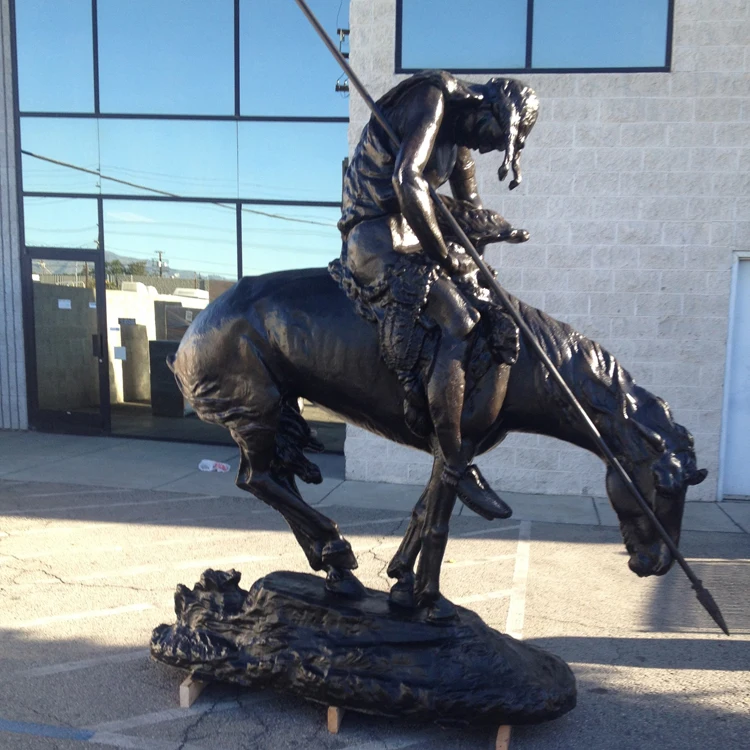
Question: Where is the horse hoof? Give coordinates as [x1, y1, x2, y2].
[325, 568, 366, 599]
[423, 595, 458, 623]
[389, 576, 416, 610]
[321, 539, 358, 570]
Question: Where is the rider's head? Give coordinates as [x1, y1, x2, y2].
[459, 78, 539, 190]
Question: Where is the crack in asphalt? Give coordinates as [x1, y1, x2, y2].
[177, 694, 221, 750]
[361, 516, 408, 586]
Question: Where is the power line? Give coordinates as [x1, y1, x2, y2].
[21, 149, 339, 228]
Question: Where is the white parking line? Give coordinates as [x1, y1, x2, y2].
[12, 603, 154, 629]
[454, 589, 513, 605]
[505, 521, 531, 639]
[457, 523, 522, 538]
[16, 650, 149, 677]
[173, 554, 275, 570]
[22, 489, 136, 499]
[11, 556, 277, 589]
[89, 701, 241, 733]
[343, 516, 410, 530]
[443, 554, 516, 569]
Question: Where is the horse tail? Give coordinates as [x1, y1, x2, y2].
[166, 353, 176, 373]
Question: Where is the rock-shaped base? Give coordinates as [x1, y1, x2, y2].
[151, 570, 576, 726]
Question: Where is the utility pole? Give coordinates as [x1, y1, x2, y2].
[154, 250, 167, 278]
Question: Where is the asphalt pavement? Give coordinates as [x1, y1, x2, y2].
[0, 430, 748, 750]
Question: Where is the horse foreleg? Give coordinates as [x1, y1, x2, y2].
[387, 456, 444, 608]
[414, 474, 458, 621]
[233, 425, 364, 598]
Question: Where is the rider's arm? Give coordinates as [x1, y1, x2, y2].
[449, 147, 483, 209]
[392, 86, 456, 273]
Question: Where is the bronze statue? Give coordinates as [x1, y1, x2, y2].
[151, 3, 727, 727]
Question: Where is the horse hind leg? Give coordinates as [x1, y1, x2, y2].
[229, 399, 364, 598]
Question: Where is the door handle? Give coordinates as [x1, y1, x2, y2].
[91, 333, 104, 361]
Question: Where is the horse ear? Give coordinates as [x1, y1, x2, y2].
[687, 468, 708, 486]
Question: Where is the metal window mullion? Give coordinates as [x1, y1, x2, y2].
[234, 0, 240, 116]
[236, 202, 242, 279]
[525, 0, 534, 69]
[91, 0, 100, 114]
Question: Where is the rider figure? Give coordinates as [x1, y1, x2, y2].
[339, 71, 539, 501]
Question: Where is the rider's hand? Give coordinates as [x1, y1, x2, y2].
[441, 254, 461, 275]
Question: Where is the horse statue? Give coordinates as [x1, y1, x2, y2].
[168, 227, 707, 622]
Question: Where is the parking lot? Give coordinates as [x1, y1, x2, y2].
[0, 431, 748, 749]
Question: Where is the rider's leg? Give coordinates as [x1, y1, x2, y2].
[424, 277, 479, 481]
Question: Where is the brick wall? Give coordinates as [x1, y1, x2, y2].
[344, 0, 749, 501]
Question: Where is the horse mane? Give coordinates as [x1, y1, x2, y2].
[511, 295, 698, 481]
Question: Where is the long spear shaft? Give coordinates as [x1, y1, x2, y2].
[293, 0, 729, 636]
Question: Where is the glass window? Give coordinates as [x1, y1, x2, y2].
[240, 0, 349, 117]
[400, 0, 527, 70]
[21, 118, 101, 194]
[532, 0, 670, 69]
[24, 198, 99, 249]
[238, 121, 347, 202]
[97, 120, 238, 198]
[103, 200, 238, 281]
[398, 0, 671, 71]
[15, 0, 94, 112]
[97, 0, 234, 114]
[242, 205, 341, 276]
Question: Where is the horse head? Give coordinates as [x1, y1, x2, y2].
[604, 403, 708, 578]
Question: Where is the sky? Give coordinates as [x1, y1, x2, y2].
[15, 0, 350, 278]
[15, 0, 669, 279]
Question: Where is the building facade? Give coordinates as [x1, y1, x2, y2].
[1, 0, 748, 501]
[343, 0, 749, 502]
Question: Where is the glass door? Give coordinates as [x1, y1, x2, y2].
[23, 249, 110, 433]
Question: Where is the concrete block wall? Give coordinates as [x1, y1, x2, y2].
[344, 0, 749, 501]
[0, 0, 27, 430]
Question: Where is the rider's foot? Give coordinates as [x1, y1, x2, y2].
[389, 573, 416, 610]
[321, 538, 358, 570]
[457, 465, 513, 520]
[325, 568, 366, 598]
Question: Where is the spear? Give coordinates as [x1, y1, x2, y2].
[293, 0, 729, 637]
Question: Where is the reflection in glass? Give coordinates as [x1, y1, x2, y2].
[532, 0, 670, 69]
[98, 120, 238, 198]
[97, 0, 234, 114]
[103, 200, 236, 443]
[31, 260, 100, 412]
[15, 0, 94, 112]
[240, 0, 349, 117]
[242, 205, 341, 276]
[238, 122, 347, 202]
[21, 118, 100, 194]
[103, 200, 238, 282]
[24, 198, 99, 249]
[400, 0, 526, 69]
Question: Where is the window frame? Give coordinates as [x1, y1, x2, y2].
[395, 0, 675, 74]
[11, 0, 349, 437]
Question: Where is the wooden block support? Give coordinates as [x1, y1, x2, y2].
[179, 676, 207, 708]
[496, 725, 512, 750]
[327, 706, 345, 734]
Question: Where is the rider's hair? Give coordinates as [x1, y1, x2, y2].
[484, 79, 539, 188]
